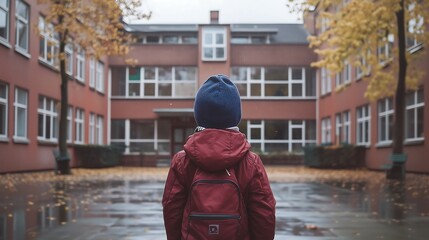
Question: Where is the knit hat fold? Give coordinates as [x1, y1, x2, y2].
[194, 75, 242, 129]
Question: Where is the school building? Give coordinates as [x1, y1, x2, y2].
[0, 0, 427, 174]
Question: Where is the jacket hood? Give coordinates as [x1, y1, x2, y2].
[184, 129, 250, 172]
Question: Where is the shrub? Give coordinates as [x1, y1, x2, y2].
[74, 145, 123, 168]
[303, 145, 366, 169]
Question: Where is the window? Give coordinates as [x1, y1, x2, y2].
[96, 115, 103, 144]
[0, 0, 9, 43]
[335, 112, 350, 144]
[111, 67, 126, 97]
[231, 35, 268, 44]
[76, 47, 85, 82]
[96, 61, 104, 92]
[202, 27, 226, 61]
[110, 119, 170, 154]
[124, 66, 196, 98]
[162, 35, 178, 44]
[75, 108, 84, 144]
[378, 98, 394, 143]
[38, 16, 59, 66]
[89, 58, 95, 88]
[67, 106, 72, 142]
[65, 44, 73, 75]
[0, 82, 7, 139]
[89, 112, 95, 144]
[38, 96, 58, 141]
[407, 2, 423, 51]
[356, 105, 371, 145]
[230, 66, 315, 98]
[321, 67, 331, 95]
[240, 120, 316, 153]
[378, 34, 394, 65]
[343, 60, 351, 83]
[15, 0, 29, 53]
[14, 88, 27, 140]
[321, 117, 331, 144]
[146, 35, 160, 43]
[181, 35, 198, 44]
[405, 89, 424, 141]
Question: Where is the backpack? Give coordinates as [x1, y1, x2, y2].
[185, 167, 245, 240]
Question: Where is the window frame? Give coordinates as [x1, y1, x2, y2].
[321, 117, 332, 144]
[0, 82, 7, 139]
[89, 112, 95, 144]
[38, 16, 59, 67]
[202, 27, 227, 61]
[377, 98, 394, 144]
[75, 108, 85, 144]
[76, 47, 85, 82]
[405, 89, 424, 141]
[14, 87, 28, 140]
[96, 61, 104, 93]
[96, 115, 103, 144]
[0, 0, 10, 44]
[37, 96, 58, 142]
[356, 105, 371, 146]
[15, 0, 29, 53]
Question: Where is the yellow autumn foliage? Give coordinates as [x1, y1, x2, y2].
[291, 0, 429, 101]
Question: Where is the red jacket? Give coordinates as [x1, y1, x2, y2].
[162, 129, 276, 240]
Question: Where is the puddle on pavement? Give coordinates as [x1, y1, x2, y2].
[1, 179, 429, 239]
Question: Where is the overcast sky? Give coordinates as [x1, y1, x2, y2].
[130, 0, 303, 24]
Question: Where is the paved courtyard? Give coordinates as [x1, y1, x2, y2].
[1, 166, 429, 239]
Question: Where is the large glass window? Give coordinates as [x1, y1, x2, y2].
[407, 2, 423, 51]
[15, 0, 29, 53]
[202, 27, 226, 61]
[38, 16, 59, 66]
[96, 61, 104, 93]
[230, 66, 315, 98]
[96, 115, 103, 144]
[378, 98, 394, 143]
[110, 119, 171, 154]
[76, 47, 85, 82]
[378, 34, 394, 65]
[116, 66, 196, 98]
[0, 0, 9, 43]
[321, 117, 332, 144]
[356, 105, 371, 145]
[320, 67, 331, 95]
[89, 58, 95, 88]
[241, 120, 316, 153]
[335, 111, 350, 144]
[14, 88, 27, 139]
[75, 108, 84, 144]
[0, 82, 7, 139]
[406, 89, 424, 141]
[38, 96, 58, 141]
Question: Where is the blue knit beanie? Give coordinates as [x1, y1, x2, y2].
[194, 75, 242, 129]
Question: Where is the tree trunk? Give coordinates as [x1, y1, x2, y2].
[56, 9, 71, 174]
[388, 0, 407, 180]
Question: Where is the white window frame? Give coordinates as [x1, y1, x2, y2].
[320, 67, 331, 95]
[356, 105, 371, 146]
[89, 58, 95, 88]
[67, 106, 72, 143]
[378, 98, 394, 144]
[15, 0, 29, 53]
[96, 115, 103, 144]
[76, 47, 85, 82]
[335, 71, 343, 87]
[321, 117, 331, 144]
[343, 60, 351, 83]
[14, 88, 27, 140]
[89, 112, 95, 144]
[65, 43, 73, 75]
[405, 89, 424, 141]
[378, 34, 394, 65]
[38, 16, 59, 67]
[0, 83, 7, 139]
[75, 108, 84, 144]
[202, 27, 227, 61]
[407, 2, 424, 52]
[37, 96, 58, 142]
[96, 61, 104, 93]
[0, 0, 10, 44]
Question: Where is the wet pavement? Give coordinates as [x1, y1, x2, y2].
[1, 167, 429, 239]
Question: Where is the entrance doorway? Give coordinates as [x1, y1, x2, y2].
[172, 127, 195, 154]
